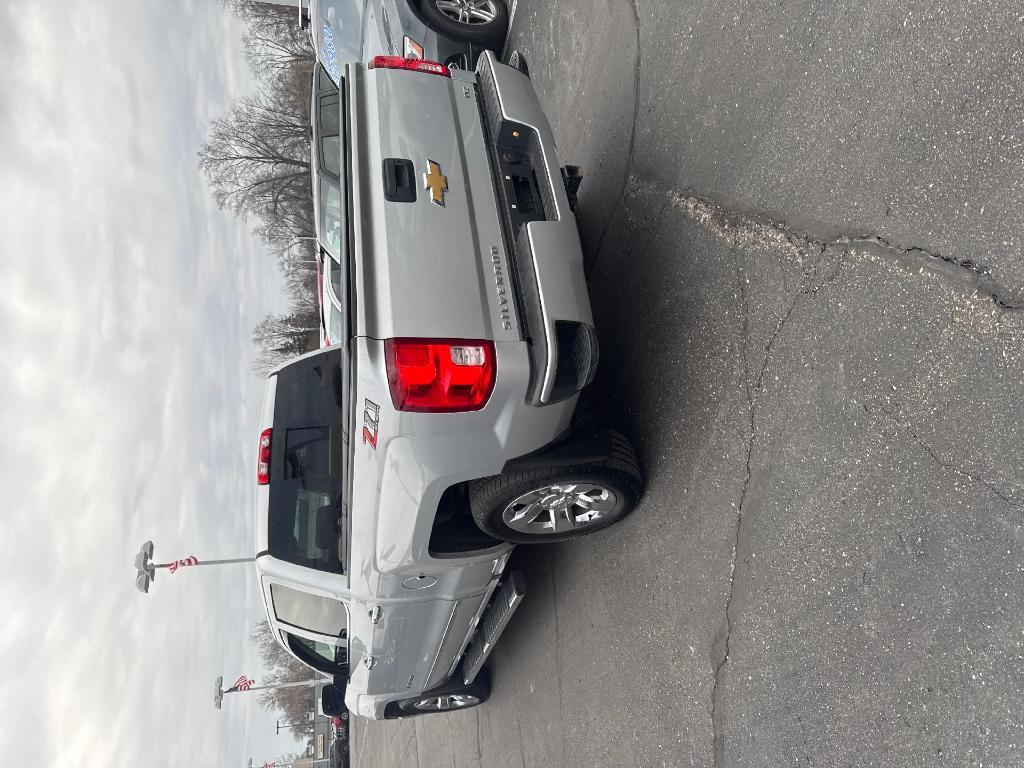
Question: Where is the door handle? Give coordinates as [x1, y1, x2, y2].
[363, 655, 377, 669]
[368, 605, 382, 624]
[383, 158, 416, 202]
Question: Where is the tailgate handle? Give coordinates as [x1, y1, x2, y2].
[383, 158, 416, 203]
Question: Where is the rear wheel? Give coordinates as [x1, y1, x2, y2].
[469, 431, 644, 543]
[420, 0, 509, 50]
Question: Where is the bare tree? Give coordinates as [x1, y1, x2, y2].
[222, 0, 316, 77]
[208, 0, 326, 372]
[199, 89, 311, 214]
[252, 310, 320, 375]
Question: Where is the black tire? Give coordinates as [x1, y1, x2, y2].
[388, 669, 491, 718]
[469, 431, 644, 543]
[420, 0, 509, 50]
[505, 49, 530, 77]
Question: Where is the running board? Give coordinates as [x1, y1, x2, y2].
[462, 571, 526, 685]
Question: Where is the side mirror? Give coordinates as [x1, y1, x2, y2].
[321, 684, 347, 717]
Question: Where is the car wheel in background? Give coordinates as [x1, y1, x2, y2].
[468, 431, 644, 543]
[505, 49, 529, 77]
[420, 0, 509, 50]
[389, 669, 491, 717]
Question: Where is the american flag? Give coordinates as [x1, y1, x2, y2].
[225, 674, 255, 693]
[168, 555, 199, 573]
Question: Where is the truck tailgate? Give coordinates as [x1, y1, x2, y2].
[347, 63, 520, 342]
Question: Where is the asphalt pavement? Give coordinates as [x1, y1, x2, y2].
[353, 1, 1024, 765]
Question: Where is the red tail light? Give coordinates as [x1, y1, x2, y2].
[257, 428, 272, 485]
[385, 339, 496, 412]
[369, 55, 450, 78]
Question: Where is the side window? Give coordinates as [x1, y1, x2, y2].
[285, 632, 348, 676]
[271, 583, 348, 637]
[319, 94, 339, 134]
[317, 66, 337, 93]
[326, 258, 344, 304]
[320, 182, 343, 257]
[329, 305, 345, 346]
[320, 135, 341, 178]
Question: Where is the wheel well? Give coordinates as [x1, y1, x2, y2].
[428, 482, 503, 556]
[406, 0, 431, 26]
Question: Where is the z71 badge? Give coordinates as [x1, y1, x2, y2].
[362, 399, 381, 449]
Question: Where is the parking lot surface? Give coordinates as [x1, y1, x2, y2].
[354, 1, 1024, 765]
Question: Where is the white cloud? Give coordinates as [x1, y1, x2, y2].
[0, 1, 290, 765]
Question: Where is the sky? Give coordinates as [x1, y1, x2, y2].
[0, 1, 306, 764]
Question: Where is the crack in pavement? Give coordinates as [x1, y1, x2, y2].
[475, 706, 484, 765]
[711, 249, 845, 768]
[710, 250, 757, 768]
[862, 402, 1020, 511]
[670, 192, 1023, 312]
[548, 557, 569, 768]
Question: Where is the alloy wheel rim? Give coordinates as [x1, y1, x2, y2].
[501, 483, 619, 535]
[414, 693, 479, 711]
[435, 0, 499, 25]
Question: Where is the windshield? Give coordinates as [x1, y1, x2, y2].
[268, 350, 347, 574]
[314, 0, 366, 83]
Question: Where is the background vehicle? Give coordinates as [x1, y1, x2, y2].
[300, 0, 509, 79]
[309, 64, 348, 350]
[255, 51, 644, 721]
[319, 258, 346, 347]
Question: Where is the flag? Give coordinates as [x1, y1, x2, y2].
[225, 674, 255, 693]
[168, 555, 199, 573]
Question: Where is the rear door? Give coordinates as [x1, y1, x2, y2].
[359, 596, 485, 696]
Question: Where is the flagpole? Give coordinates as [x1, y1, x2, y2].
[152, 557, 256, 569]
[134, 540, 256, 594]
[215, 675, 332, 709]
[229, 678, 332, 694]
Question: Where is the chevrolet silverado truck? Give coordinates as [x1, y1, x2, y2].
[254, 51, 644, 720]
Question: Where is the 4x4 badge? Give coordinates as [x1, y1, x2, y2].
[423, 159, 448, 207]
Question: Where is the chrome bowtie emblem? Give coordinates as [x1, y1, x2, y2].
[423, 159, 448, 207]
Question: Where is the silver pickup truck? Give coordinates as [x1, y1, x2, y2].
[254, 51, 644, 720]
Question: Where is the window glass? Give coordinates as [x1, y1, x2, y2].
[329, 305, 345, 346]
[269, 481, 342, 572]
[268, 350, 346, 575]
[284, 427, 330, 479]
[285, 632, 348, 676]
[320, 135, 340, 178]
[319, 94, 339, 134]
[271, 583, 348, 636]
[317, 66, 338, 93]
[327, 259, 344, 304]
[320, 181, 344, 258]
